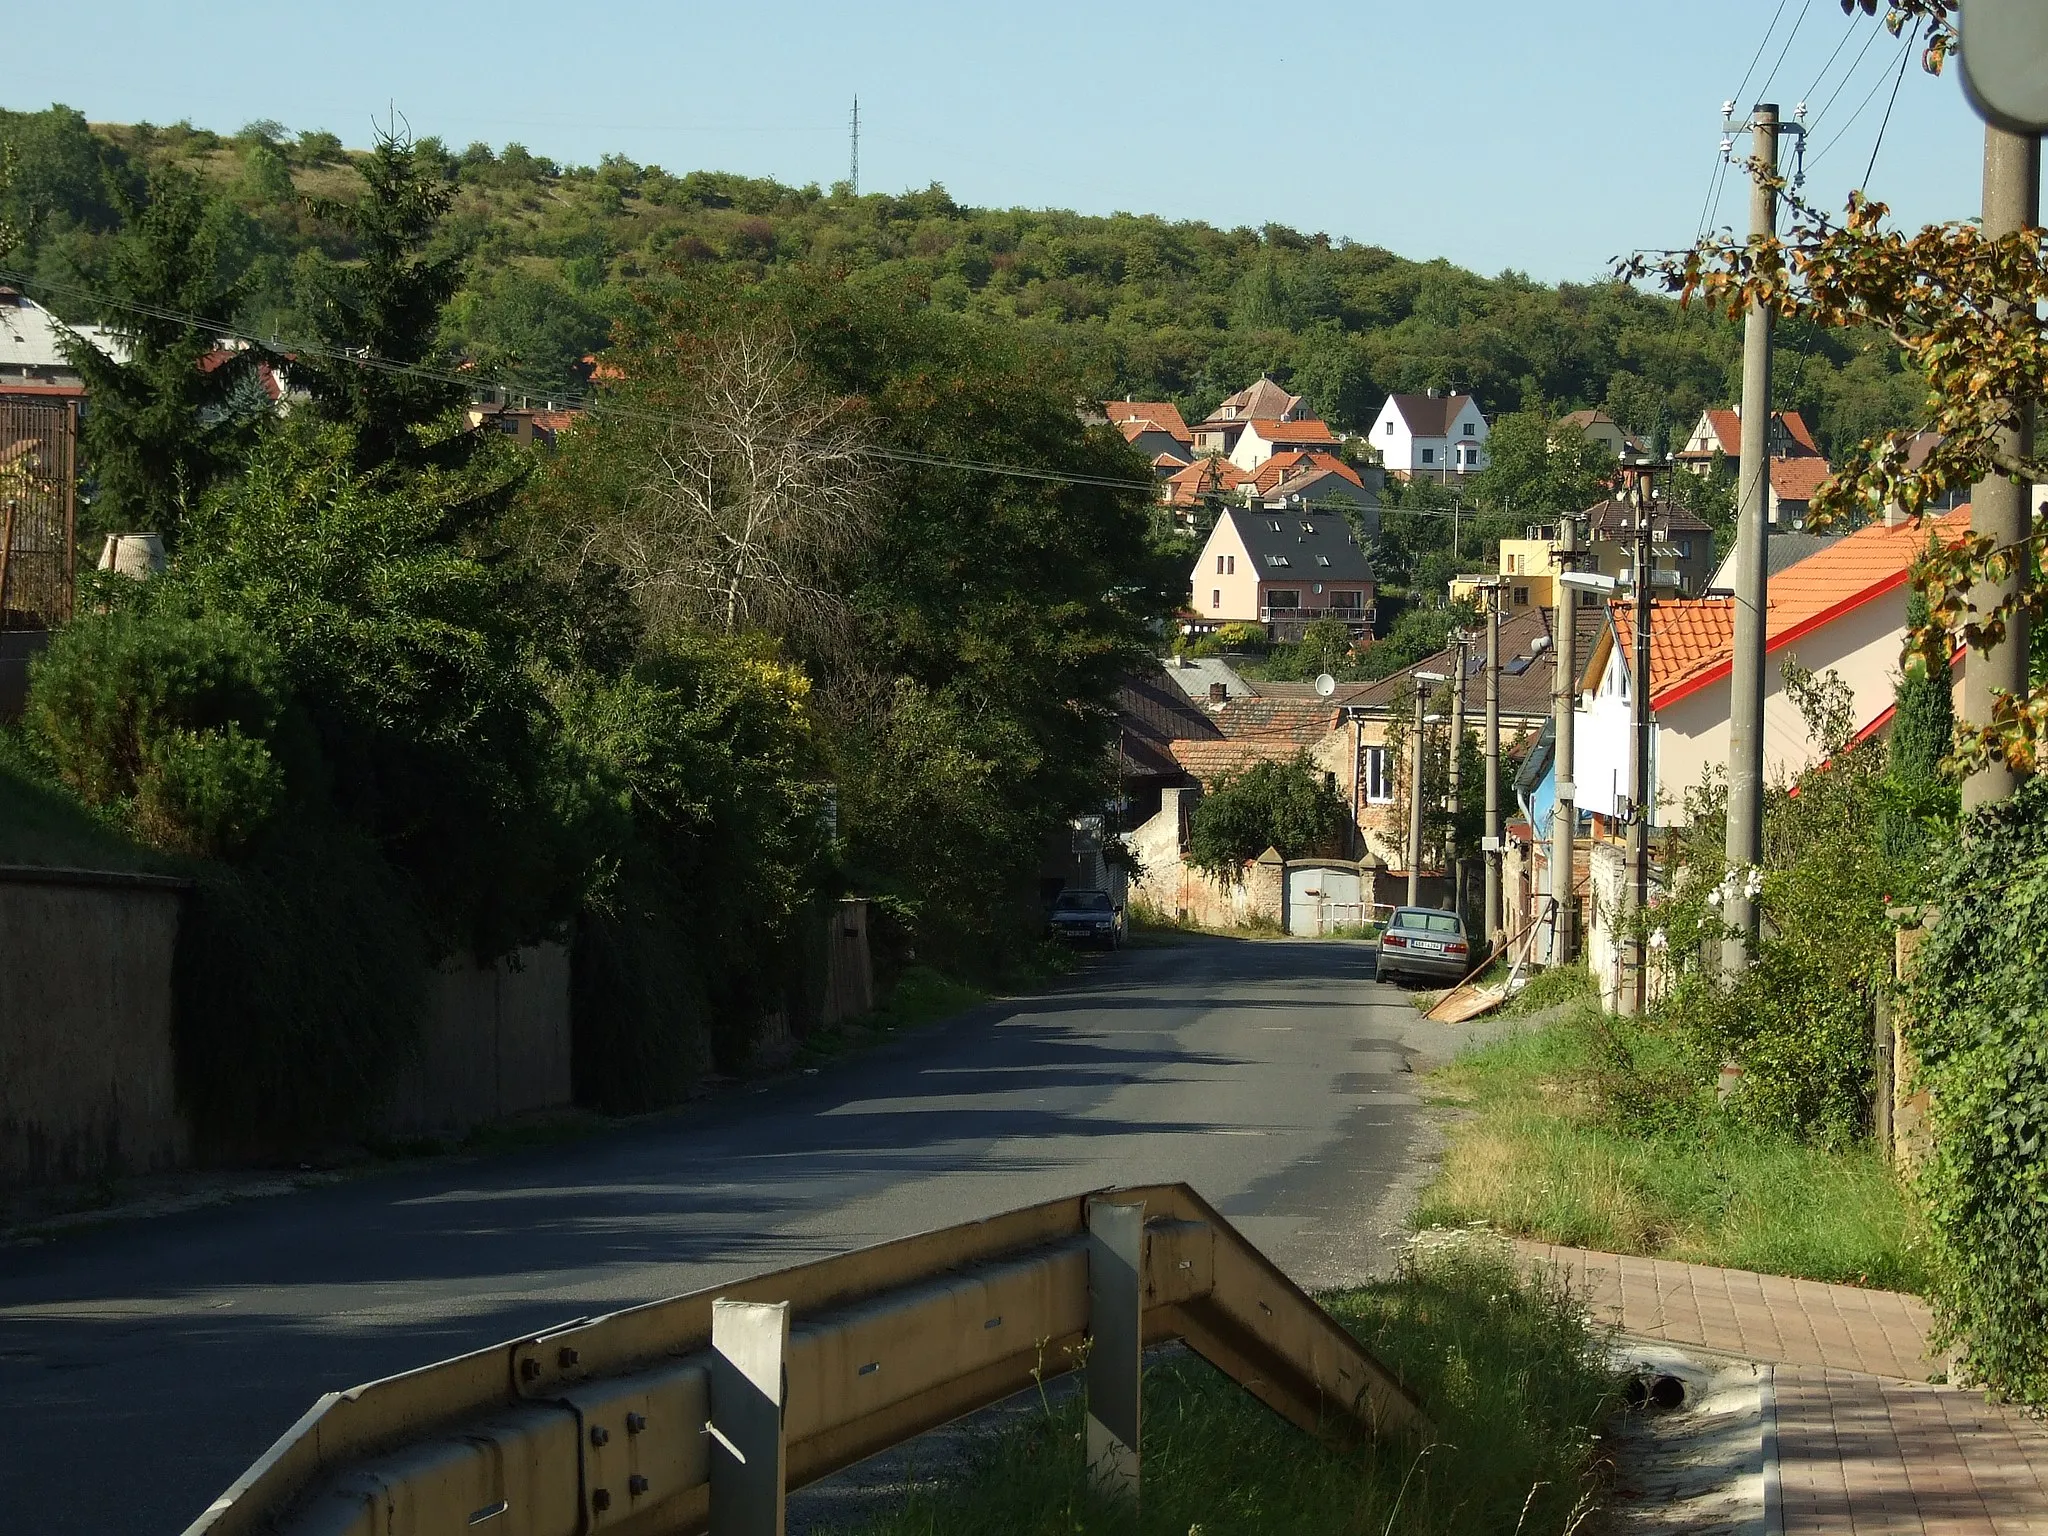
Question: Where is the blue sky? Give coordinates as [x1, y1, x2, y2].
[18, 1, 1998, 282]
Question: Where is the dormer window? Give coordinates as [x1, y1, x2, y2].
[1269, 520, 1282, 531]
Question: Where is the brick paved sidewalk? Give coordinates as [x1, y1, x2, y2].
[1514, 1241, 2048, 1535]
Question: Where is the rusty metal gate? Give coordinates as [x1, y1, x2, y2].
[0, 398, 78, 628]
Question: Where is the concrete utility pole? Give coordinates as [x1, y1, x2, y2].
[1447, 633, 1470, 925]
[1721, 103, 1778, 979]
[1406, 672, 1431, 907]
[1623, 486, 1657, 1016]
[1483, 583, 1503, 948]
[1963, 125, 2040, 811]
[1549, 517, 1580, 964]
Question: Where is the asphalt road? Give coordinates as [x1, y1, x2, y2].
[0, 934, 1500, 1535]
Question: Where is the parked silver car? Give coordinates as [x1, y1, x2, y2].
[1374, 906, 1473, 985]
[1048, 888, 1125, 949]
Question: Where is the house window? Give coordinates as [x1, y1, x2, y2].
[1315, 555, 1331, 567]
[1512, 585, 1530, 606]
[1385, 421, 1394, 434]
[1265, 554, 1290, 567]
[1463, 422, 1476, 437]
[1225, 554, 1235, 574]
[1676, 538, 1692, 557]
[1267, 589, 1301, 610]
[1420, 447, 1435, 464]
[1329, 590, 1363, 612]
[1216, 555, 1225, 574]
[1360, 745, 1393, 803]
[1211, 588, 1221, 610]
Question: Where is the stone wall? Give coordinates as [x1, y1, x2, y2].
[0, 865, 192, 1185]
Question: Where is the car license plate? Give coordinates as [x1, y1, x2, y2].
[1412, 939, 1444, 953]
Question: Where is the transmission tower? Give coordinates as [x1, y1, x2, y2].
[849, 96, 860, 196]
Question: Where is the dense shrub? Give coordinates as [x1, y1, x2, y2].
[1906, 775, 2048, 1405]
[27, 601, 287, 856]
[174, 815, 428, 1152]
[1186, 752, 1351, 874]
[1648, 670, 1900, 1144]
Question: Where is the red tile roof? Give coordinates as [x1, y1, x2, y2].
[1248, 449, 1361, 495]
[1105, 400, 1192, 442]
[1769, 455, 1834, 503]
[1169, 737, 1311, 781]
[1203, 377, 1309, 425]
[1684, 407, 1821, 460]
[1163, 456, 1249, 507]
[1607, 505, 1972, 707]
[1247, 417, 1337, 445]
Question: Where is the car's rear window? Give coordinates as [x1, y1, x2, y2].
[1393, 911, 1461, 935]
[1056, 891, 1113, 912]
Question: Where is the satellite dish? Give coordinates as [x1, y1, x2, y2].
[1314, 673, 1337, 698]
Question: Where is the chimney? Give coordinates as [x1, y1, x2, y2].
[1884, 500, 1911, 529]
[1208, 682, 1229, 703]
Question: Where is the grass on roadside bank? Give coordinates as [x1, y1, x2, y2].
[836, 1240, 1615, 1536]
[795, 965, 992, 1066]
[1415, 1002, 1931, 1293]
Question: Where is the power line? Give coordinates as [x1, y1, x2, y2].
[1730, 0, 1794, 111]
[1807, 28, 1914, 171]
[1797, 18, 1860, 116]
[1861, 22, 1918, 190]
[1806, 20, 1886, 133]
[1756, 0, 1813, 102]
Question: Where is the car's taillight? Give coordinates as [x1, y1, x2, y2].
[1446, 942, 1467, 954]
[1383, 934, 1406, 947]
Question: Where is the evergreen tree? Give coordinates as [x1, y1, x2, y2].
[292, 129, 465, 469]
[57, 166, 263, 542]
[1889, 582, 1954, 789]
[1881, 579, 1958, 880]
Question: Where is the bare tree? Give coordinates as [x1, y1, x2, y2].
[585, 325, 876, 648]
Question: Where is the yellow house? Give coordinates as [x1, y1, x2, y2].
[1451, 536, 1558, 612]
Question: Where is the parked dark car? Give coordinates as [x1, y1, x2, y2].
[1374, 906, 1472, 985]
[1048, 888, 1125, 949]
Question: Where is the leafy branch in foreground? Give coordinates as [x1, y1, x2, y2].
[1624, 2, 2040, 776]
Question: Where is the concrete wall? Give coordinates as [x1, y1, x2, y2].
[381, 943, 572, 1137]
[0, 866, 192, 1185]
[821, 899, 876, 1028]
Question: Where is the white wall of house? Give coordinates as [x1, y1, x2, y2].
[1192, 515, 1261, 621]
[1575, 585, 1951, 826]
[1367, 395, 1491, 473]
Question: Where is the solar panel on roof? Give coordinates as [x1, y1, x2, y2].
[1505, 656, 1536, 675]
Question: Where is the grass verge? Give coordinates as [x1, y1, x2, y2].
[836, 1240, 1614, 1535]
[795, 965, 991, 1066]
[1415, 1002, 1930, 1292]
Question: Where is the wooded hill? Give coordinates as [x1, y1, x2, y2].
[1, 104, 1923, 457]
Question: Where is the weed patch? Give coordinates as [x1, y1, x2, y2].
[1416, 1005, 1930, 1292]
[835, 1240, 1613, 1535]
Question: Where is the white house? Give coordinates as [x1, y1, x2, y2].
[1369, 391, 1489, 477]
[1572, 506, 1971, 829]
[1227, 416, 1341, 473]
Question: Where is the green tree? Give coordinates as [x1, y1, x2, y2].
[292, 128, 466, 468]
[1470, 410, 1617, 520]
[1187, 754, 1350, 873]
[58, 165, 266, 541]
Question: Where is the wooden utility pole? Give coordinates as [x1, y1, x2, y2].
[1484, 583, 1503, 947]
[1722, 103, 1778, 979]
[1548, 518, 1580, 964]
[1963, 125, 2040, 811]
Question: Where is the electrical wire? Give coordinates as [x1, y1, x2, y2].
[1806, 19, 1886, 133]
[1756, 0, 1813, 103]
[1730, 0, 1794, 113]
[1861, 22, 1919, 190]
[1797, 17, 1860, 119]
[1, 263, 1509, 523]
[1807, 28, 1914, 171]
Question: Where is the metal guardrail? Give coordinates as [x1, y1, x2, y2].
[185, 1183, 1428, 1536]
